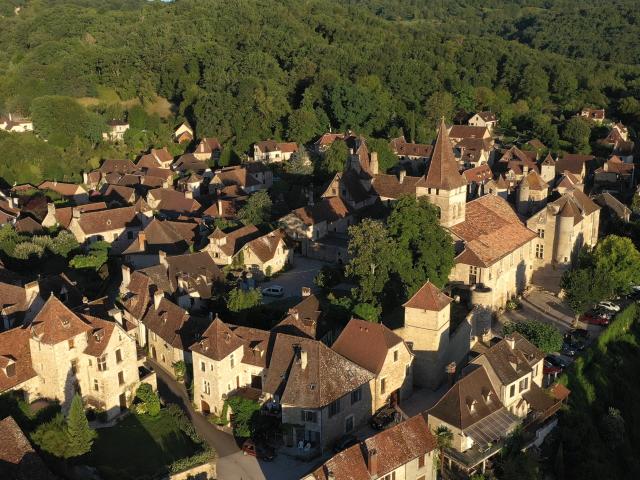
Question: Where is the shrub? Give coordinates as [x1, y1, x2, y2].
[502, 319, 563, 354]
[134, 383, 161, 417]
[168, 447, 216, 474]
[165, 403, 202, 444]
[353, 302, 381, 322]
[172, 360, 186, 381]
[226, 396, 261, 438]
[227, 287, 262, 313]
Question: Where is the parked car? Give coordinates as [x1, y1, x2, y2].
[597, 301, 620, 312]
[561, 343, 576, 357]
[333, 434, 359, 453]
[580, 312, 610, 326]
[370, 405, 401, 430]
[262, 285, 284, 297]
[569, 328, 590, 340]
[543, 360, 562, 375]
[563, 333, 586, 351]
[546, 355, 569, 369]
[242, 439, 276, 461]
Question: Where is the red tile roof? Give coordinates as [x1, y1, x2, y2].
[403, 281, 452, 311]
[30, 296, 92, 345]
[417, 119, 466, 190]
[0, 416, 56, 480]
[190, 316, 244, 361]
[0, 327, 37, 393]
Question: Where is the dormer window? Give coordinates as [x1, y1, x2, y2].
[4, 362, 15, 378]
[467, 398, 478, 413]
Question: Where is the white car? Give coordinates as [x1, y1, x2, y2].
[598, 301, 620, 312]
[262, 285, 284, 297]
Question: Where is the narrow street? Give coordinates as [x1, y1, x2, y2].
[150, 360, 313, 480]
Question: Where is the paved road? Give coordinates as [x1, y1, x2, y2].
[260, 255, 327, 304]
[151, 360, 312, 480]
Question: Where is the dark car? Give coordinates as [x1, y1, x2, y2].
[569, 328, 590, 340]
[242, 439, 276, 461]
[563, 334, 586, 351]
[369, 405, 401, 430]
[561, 343, 576, 357]
[333, 434, 359, 453]
[580, 312, 610, 326]
[546, 354, 569, 369]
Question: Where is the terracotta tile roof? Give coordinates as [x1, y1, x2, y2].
[147, 188, 201, 215]
[288, 197, 352, 226]
[208, 225, 261, 257]
[499, 146, 537, 164]
[242, 229, 287, 263]
[308, 443, 371, 480]
[417, 119, 466, 190]
[52, 202, 107, 229]
[38, 181, 85, 197]
[364, 414, 436, 476]
[549, 382, 571, 401]
[30, 296, 91, 345]
[101, 184, 135, 204]
[230, 325, 270, 368]
[526, 139, 546, 150]
[403, 281, 452, 311]
[142, 297, 192, 349]
[547, 190, 599, 225]
[190, 316, 244, 361]
[81, 314, 117, 357]
[520, 170, 548, 191]
[263, 333, 374, 408]
[371, 173, 420, 199]
[314, 132, 348, 148]
[556, 154, 594, 176]
[212, 165, 260, 189]
[450, 195, 537, 268]
[476, 111, 497, 123]
[427, 365, 502, 430]
[0, 327, 37, 393]
[255, 140, 298, 154]
[593, 192, 631, 220]
[272, 295, 323, 340]
[123, 218, 197, 255]
[390, 136, 433, 158]
[75, 205, 141, 235]
[121, 271, 151, 320]
[541, 153, 555, 166]
[98, 159, 137, 174]
[462, 164, 493, 183]
[0, 416, 56, 480]
[14, 217, 43, 234]
[332, 318, 404, 374]
[195, 138, 222, 155]
[449, 125, 489, 140]
[473, 333, 542, 385]
[172, 154, 209, 174]
[0, 282, 30, 317]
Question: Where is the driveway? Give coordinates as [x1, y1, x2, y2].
[260, 255, 328, 303]
[150, 360, 313, 480]
[498, 288, 576, 334]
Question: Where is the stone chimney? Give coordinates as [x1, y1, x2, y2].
[24, 281, 40, 301]
[47, 203, 55, 217]
[301, 286, 311, 297]
[217, 197, 223, 216]
[370, 151, 379, 175]
[366, 448, 378, 476]
[71, 207, 81, 219]
[505, 334, 516, 350]
[137, 232, 146, 251]
[300, 349, 307, 370]
[108, 308, 123, 325]
[153, 290, 164, 310]
[158, 250, 168, 268]
[121, 264, 131, 288]
[185, 190, 193, 199]
[399, 168, 406, 184]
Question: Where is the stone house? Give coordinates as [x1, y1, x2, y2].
[304, 414, 437, 480]
[540, 153, 556, 183]
[516, 170, 549, 216]
[137, 147, 174, 169]
[103, 120, 129, 142]
[579, 107, 605, 123]
[0, 113, 33, 133]
[67, 205, 151, 253]
[38, 181, 89, 205]
[0, 416, 55, 479]
[235, 229, 293, 279]
[526, 190, 600, 270]
[1, 296, 142, 420]
[462, 164, 493, 200]
[173, 122, 194, 144]
[332, 318, 413, 411]
[0, 281, 42, 330]
[193, 138, 222, 162]
[146, 188, 201, 218]
[449, 195, 537, 309]
[555, 154, 594, 182]
[467, 111, 498, 132]
[253, 140, 298, 163]
[209, 165, 272, 194]
[390, 136, 433, 174]
[207, 225, 261, 265]
[594, 155, 635, 191]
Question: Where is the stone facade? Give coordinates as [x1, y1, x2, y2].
[416, 184, 467, 228]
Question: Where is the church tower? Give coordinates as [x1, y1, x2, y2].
[397, 281, 453, 389]
[416, 119, 467, 227]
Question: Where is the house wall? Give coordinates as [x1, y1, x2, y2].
[426, 416, 472, 453]
[416, 186, 466, 228]
[373, 344, 413, 410]
[239, 241, 292, 278]
[148, 331, 184, 375]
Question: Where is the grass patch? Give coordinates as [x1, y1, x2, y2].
[89, 410, 202, 480]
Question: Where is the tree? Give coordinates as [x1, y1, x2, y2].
[238, 190, 272, 226]
[227, 288, 262, 312]
[592, 235, 640, 296]
[287, 107, 323, 144]
[319, 139, 348, 176]
[366, 137, 398, 173]
[562, 117, 592, 153]
[135, 383, 161, 416]
[66, 394, 96, 457]
[601, 407, 625, 448]
[434, 425, 453, 479]
[283, 146, 313, 176]
[502, 320, 563, 354]
[69, 241, 110, 271]
[31, 96, 105, 147]
[387, 196, 455, 296]
[346, 219, 397, 304]
[424, 91, 454, 132]
[32, 414, 74, 458]
[561, 267, 604, 316]
[353, 302, 381, 323]
[225, 396, 261, 438]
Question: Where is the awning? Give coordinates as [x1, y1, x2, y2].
[464, 407, 520, 447]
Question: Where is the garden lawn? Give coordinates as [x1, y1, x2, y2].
[88, 411, 201, 480]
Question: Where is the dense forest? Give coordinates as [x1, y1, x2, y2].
[1, 0, 640, 185]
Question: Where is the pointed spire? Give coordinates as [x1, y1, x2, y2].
[420, 118, 466, 190]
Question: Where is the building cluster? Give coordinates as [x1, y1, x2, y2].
[0, 106, 634, 479]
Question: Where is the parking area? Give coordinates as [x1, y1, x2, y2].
[259, 255, 328, 304]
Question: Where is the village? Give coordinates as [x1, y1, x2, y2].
[0, 106, 637, 480]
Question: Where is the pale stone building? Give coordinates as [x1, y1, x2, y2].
[467, 111, 498, 132]
[516, 170, 549, 216]
[332, 318, 413, 410]
[253, 140, 298, 163]
[206, 225, 261, 265]
[234, 229, 293, 279]
[526, 190, 600, 270]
